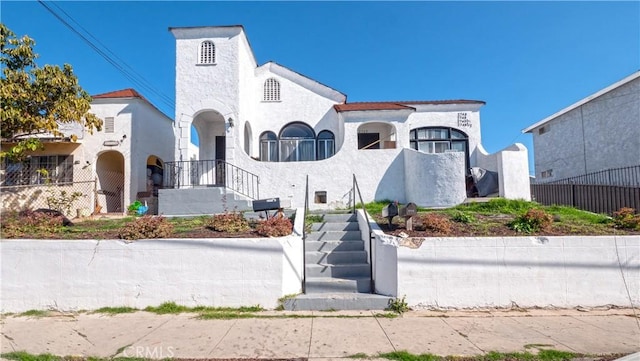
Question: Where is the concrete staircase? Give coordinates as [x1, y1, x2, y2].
[283, 212, 393, 311]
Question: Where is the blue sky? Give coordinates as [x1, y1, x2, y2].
[2, 1, 639, 172]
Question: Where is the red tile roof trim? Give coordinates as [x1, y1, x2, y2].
[92, 88, 145, 100]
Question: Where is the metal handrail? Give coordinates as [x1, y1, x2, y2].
[352, 174, 374, 293]
[163, 159, 260, 199]
[302, 174, 309, 293]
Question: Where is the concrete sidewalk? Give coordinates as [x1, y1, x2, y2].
[1, 308, 638, 359]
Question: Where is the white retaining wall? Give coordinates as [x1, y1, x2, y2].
[0, 210, 305, 313]
[375, 232, 640, 309]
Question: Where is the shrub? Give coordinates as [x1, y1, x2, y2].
[0, 210, 66, 238]
[421, 213, 452, 234]
[206, 212, 250, 233]
[613, 207, 640, 230]
[451, 211, 474, 224]
[46, 190, 85, 216]
[118, 216, 174, 240]
[509, 208, 553, 233]
[256, 216, 293, 237]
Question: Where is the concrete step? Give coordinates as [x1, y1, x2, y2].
[305, 277, 372, 293]
[311, 222, 359, 232]
[283, 293, 393, 311]
[305, 231, 361, 242]
[320, 213, 358, 222]
[305, 250, 367, 264]
[305, 240, 365, 252]
[306, 263, 370, 278]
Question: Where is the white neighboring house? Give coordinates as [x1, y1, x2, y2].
[161, 25, 530, 215]
[0, 88, 175, 216]
[523, 71, 640, 183]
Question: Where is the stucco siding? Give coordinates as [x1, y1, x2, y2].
[531, 76, 640, 181]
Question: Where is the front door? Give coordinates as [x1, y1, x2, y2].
[215, 136, 226, 185]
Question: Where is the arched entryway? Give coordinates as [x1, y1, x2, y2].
[96, 151, 124, 213]
[146, 155, 164, 196]
[192, 110, 226, 185]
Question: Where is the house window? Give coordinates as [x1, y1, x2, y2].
[199, 41, 215, 64]
[317, 130, 335, 160]
[259, 131, 278, 162]
[410, 127, 470, 173]
[1, 155, 74, 186]
[541, 169, 553, 178]
[279, 122, 315, 162]
[104, 117, 114, 133]
[263, 78, 280, 101]
[538, 126, 549, 135]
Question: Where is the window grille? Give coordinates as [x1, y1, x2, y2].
[263, 78, 280, 101]
[1, 155, 74, 186]
[199, 41, 215, 64]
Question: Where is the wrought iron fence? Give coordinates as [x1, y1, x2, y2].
[163, 159, 259, 199]
[534, 165, 640, 187]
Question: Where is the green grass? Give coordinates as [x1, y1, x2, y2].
[1, 352, 61, 361]
[379, 350, 441, 361]
[94, 306, 138, 315]
[19, 309, 49, 317]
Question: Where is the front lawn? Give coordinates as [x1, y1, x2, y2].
[360, 199, 640, 237]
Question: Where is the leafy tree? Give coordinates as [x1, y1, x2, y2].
[0, 23, 102, 160]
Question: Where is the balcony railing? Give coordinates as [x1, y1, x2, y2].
[163, 160, 259, 199]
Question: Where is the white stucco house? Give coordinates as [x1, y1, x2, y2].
[523, 71, 640, 183]
[159, 25, 530, 215]
[0, 88, 175, 216]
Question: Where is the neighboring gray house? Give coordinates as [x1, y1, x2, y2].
[523, 71, 640, 183]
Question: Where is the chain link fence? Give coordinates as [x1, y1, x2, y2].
[1, 159, 126, 219]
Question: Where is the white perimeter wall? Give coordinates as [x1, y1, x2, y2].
[375, 232, 640, 309]
[0, 210, 305, 313]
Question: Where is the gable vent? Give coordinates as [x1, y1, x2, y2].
[104, 117, 114, 133]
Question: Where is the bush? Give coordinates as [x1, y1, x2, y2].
[613, 207, 640, 230]
[256, 216, 293, 237]
[451, 211, 474, 224]
[509, 208, 553, 233]
[0, 210, 66, 238]
[206, 212, 250, 233]
[421, 213, 452, 234]
[118, 216, 174, 240]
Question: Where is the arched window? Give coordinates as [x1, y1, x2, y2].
[259, 131, 278, 162]
[410, 127, 470, 173]
[317, 130, 335, 160]
[263, 78, 280, 101]
[199, 41, 215, 64]
[279, 122, 315, 162]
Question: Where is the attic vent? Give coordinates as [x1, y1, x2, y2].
[104, 117, 114, 133]
[199, 41, 215, 64]
[538, 126, 548, 135]
[263, 78, 280, 102]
